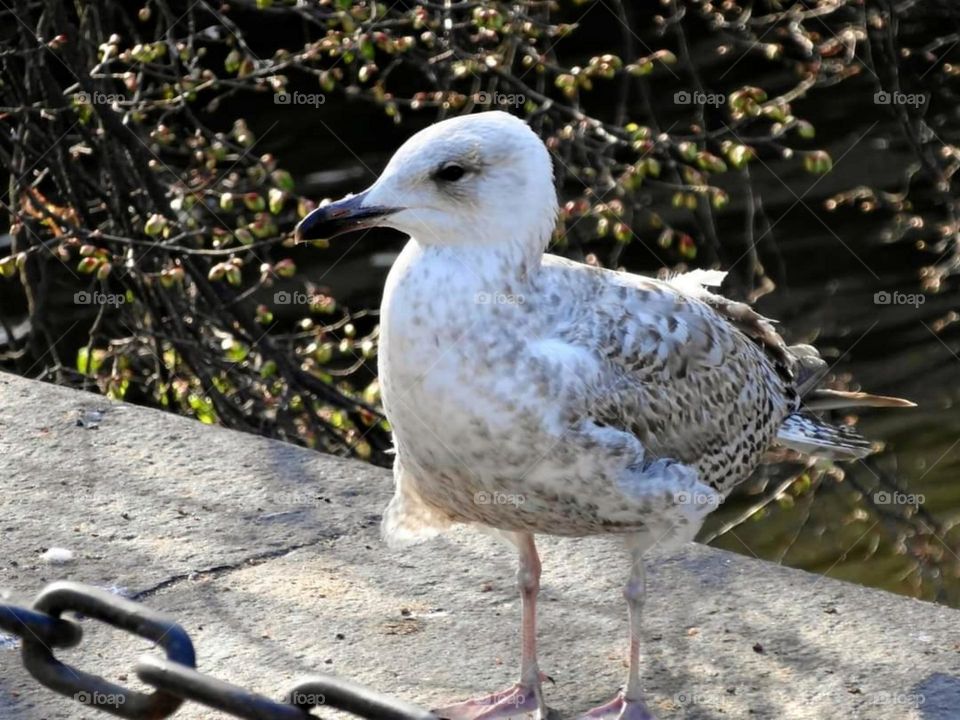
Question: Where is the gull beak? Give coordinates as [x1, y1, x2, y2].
[294, 190, 397, 243]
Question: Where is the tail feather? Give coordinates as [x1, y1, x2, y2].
[787, 344, 915, 410]
[776, 413, 875, 460]
[803, 388, 916, 411]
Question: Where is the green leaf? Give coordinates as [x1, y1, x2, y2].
[188, 393, 218, 424]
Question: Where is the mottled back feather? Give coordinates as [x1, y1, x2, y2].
[539, 257, 796, 493]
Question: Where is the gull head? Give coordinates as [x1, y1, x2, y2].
[296, 111, 557, 252]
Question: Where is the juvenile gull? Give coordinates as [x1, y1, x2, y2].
[296, 111, 913, 720]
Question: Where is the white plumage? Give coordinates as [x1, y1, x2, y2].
[296, 111, 912, 720]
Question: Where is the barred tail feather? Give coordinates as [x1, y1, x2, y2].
[776, 413, 875, 460]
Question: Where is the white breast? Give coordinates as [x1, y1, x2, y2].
[379, 242, 517, 468]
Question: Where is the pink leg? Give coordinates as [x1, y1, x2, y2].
[580, 537, 656, 720]
[433, 533, 550, 720]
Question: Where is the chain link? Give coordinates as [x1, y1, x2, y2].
[0, 581, 436, 720]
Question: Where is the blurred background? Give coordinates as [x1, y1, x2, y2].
[2, 1, 960, 604]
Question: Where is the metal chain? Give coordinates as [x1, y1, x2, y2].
[0, 581, 437, 720]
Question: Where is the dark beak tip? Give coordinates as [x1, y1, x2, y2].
[292, 222, 308, 245]
[293, 192, 395, 243]
[294, 209, 329, 243]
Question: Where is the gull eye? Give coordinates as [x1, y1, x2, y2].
[433, 163, 466, 182]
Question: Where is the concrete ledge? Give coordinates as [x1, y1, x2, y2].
[1, 370, 959, 719]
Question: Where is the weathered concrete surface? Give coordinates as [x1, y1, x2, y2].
[1, 370, 958, 720]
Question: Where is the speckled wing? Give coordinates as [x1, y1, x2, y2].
[542, 256, 797, 491]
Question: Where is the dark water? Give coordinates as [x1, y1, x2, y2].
[696, 188, 960, 606]
[662, 149, 960, 604]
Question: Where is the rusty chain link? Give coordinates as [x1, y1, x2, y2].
[0, 581, 437, 720]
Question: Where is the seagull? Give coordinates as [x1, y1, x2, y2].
[295, 111, 913, 720]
